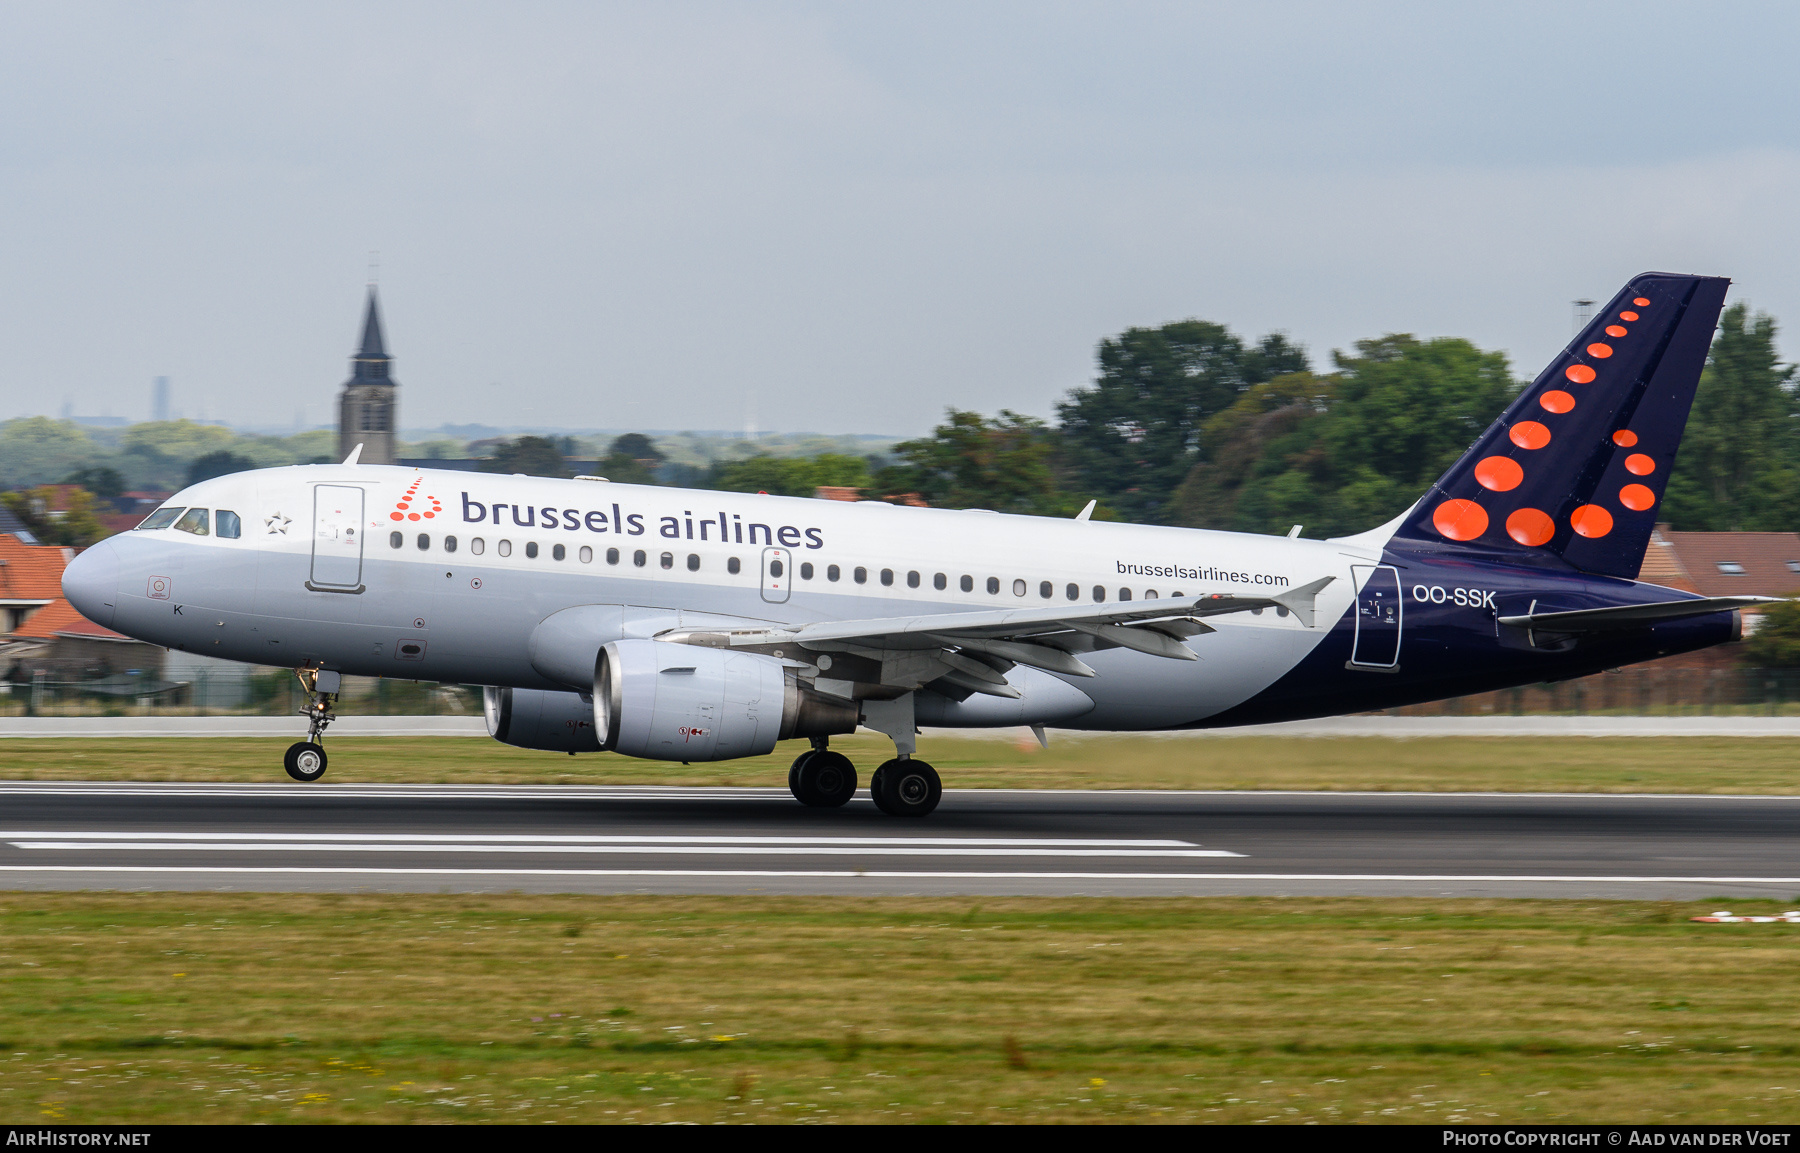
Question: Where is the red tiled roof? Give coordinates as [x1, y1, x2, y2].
[98, 512, 149, 534]
[1658, 530, 1800, 598]
[1636, 525, 1698, 592]
[0, 534, 69, 601]
[9, 596, 131, 641]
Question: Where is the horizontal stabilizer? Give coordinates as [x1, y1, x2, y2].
[1270, 575, 1335, 628]
[1498, 596, 1777, 632]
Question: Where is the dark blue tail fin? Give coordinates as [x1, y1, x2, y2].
[1386, 272, 1729, 578]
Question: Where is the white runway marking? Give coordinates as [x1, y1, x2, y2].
[2, 831, 1240, 858]
[0, 867, 1796, 884]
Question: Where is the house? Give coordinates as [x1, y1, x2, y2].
[1638, 524, 1800, 627]
[0, 531, 164, 681]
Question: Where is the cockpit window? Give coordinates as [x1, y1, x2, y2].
[173, 508, 210, 536]
[215, 510, 242, 539]
[137, 507, 185, 531]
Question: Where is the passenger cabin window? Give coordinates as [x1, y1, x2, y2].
[1144, 589, 1157, 599]
[1092, 585, 1105, 602]
[770, 559, 784, 577]
[660, 552, 674, 569]
[445, 536, 459, 553]
[417, 533, 430, 550]
[960, 575, 973, 592]
[687, 553, 700, 571]
[908, 571, 920, 588]
[827, 565, 841, 582]
[986, 577, 1000, 595]
[553, 543, 566, 561]
[390, 531, 403, 548]
[1013, 579, 1026, 596]
[1066, 583, 1079, 601]
[854, 567, 868, 584]
[1039, 581, 1052, 598]
[525, 542, 539, 559]
[578, 545, 591, 563]
[137, 507, 185, 531]
[215, 510, 242, 539]
[633, 550, 647, 567]
[728, 556, 741, 574]
[881, 569, 894, 586]
[800, 562, 814, 580]
[934, 573, 947, 591]
[606, 548, 619, 564]
[174, 508, 210, 536]
[1119, 588, 1132, 601]
[471, 538, 486, 555]
[498, 540, 512, 557]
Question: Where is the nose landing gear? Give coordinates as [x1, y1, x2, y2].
[285, 668, 339, 783]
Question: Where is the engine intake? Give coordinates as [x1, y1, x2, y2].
[596, 639, 856, 761]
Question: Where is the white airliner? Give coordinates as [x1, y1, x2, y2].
[62, 273, 1768, 816]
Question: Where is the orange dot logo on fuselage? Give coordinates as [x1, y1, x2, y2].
[1510, 421, 1551, 450]
[1474, 457, 1523, 491]
[1432, 499, 1488, 541]
[1506, 508, 1554, 547]
[390, 479, 443, 523]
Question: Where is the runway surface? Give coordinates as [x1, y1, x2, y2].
[2, 781, 1799, 898]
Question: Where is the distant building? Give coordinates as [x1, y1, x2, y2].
[152, 376, 170, 422]
[1639, 524, 1800, 629]
[337, 289, 398, 466]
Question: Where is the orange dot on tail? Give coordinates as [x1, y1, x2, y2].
[1619, 311, 1639, 322]
[1633, 297, 1650, 306]
[1625, 453, 1655, 475]
[1540, 390, 1575, 414]
[1605, 325, 1628, 337]
[389, 512, 403, 521]
[1565, 364, 1596, 384]
[1474, 456, 1523, 491]
[1587, 343, 1614, 358]
[1619, 483, 1656, 511]
[1571, 504, 1613, 538]
[1510, 421, 1551, 450]
[1433, 499, 1489, 541]
[1613, 429, 1638, 447]
[1506, 507, 1555, 547]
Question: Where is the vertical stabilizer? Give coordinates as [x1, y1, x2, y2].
[1386, 272, 1729, 578]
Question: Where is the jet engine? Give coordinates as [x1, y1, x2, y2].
[595, 639, 857, 762]
[484, 685, 603, 753]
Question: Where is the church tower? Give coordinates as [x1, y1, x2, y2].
[337, 288, 398, 465]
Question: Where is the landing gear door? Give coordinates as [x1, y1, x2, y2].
[309, 484, 366, 592]
[1347, 564, 1401, 670]
[760, 546, 792, 604]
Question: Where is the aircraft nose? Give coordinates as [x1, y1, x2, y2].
[62, 538, 121, 629]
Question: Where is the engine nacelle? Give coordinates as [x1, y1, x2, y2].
[484, 686, 602, 753]
[596, 639, 857, 762]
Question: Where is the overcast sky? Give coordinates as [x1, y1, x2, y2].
[3, 1, 1798, 436]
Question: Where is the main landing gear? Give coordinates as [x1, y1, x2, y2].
[284, 668, 340, 783]
[786, 692, 944, 817]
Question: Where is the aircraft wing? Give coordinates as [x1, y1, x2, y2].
[658, 576, 1334, 698]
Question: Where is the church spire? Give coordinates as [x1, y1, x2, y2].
[357, 289, 388, 359]
[350, 289, 391, 382]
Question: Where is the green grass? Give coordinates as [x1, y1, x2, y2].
[2, 894, 1798, 1123]
[5, 734, 1800, 793]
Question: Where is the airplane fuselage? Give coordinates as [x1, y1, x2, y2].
[66, 463, 1733, 731]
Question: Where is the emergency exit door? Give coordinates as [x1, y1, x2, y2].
[760, 546, 792, 604]
[1348, 564, 1401, 669]
[309, 485, 365, 591]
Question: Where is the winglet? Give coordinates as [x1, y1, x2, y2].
[1074, 499, 1096, 522]
[342, 443, 364, 466]
[1270, 575, 1336, 628]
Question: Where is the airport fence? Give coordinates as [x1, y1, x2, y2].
[4, 664, 1800, 719]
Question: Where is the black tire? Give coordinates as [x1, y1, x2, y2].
[868, 765, 892, 814]
[873, 757, 940, 817]
[283, 741, 327, 783]
[795, 750, 857, 808]
[788, 750, 816, 801]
